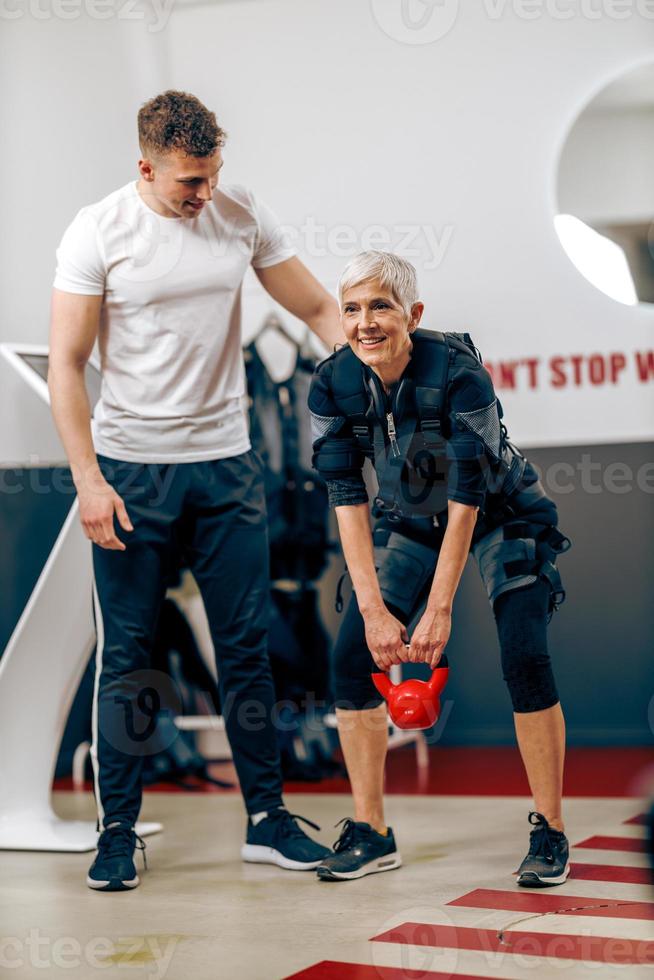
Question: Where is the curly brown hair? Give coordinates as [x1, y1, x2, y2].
[138, 90, 226, 158]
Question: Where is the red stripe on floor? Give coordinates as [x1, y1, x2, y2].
[448, 888, 654, 920]
[284, 747, 653, 797]
[54, 746, 653, 797]
[624, 813, 648, 825]
[372, 924, 654, 965]
[283, 963, 499, 980]
[575, 835, 648, 853]
[569, 863, 653, 885]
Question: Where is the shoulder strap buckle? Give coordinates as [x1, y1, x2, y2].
[351, 422, 373, 453]
[418, 416, 442, 446]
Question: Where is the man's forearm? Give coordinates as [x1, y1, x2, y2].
[48, 362, 101, 489]
[426, 502, 478, 613]
[335, 503, 385, 614]
[306, 295, 343, 352]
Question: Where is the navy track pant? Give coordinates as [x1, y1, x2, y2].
[90, 449, 283, 829]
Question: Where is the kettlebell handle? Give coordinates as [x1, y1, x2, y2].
[373, 653, 449, 686]
[401, 649, 449, 672]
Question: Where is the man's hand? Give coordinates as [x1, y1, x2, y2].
[77, 471, 134, 551]
[363, 607, 410, 671]
[408, 607, 451, 668]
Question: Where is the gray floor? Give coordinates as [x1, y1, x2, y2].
[1, 792, 651, 979]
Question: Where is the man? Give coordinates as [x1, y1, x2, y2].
[49, 90, 341, 891]
[309, 251, 571, 886]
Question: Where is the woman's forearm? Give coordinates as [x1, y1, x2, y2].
[426, 501, 478, 613]
[334, 503, 385, 615]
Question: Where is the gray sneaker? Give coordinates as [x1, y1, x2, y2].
[517, 811, 570, 887]
[317, 819, 402, 881]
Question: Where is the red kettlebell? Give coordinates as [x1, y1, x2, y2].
[372, 655, 449, 731]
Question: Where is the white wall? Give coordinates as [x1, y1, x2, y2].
[0, 13, 169, 344]
[2, 1, 653, 445]
[166, 0, 654, 447]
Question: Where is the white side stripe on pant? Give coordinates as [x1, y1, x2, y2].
[90, 576, 106, 832]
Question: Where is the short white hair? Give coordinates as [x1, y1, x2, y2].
[338, 251, 419, 315]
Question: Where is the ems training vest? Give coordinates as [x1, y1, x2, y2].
[324, 329, 500, 519]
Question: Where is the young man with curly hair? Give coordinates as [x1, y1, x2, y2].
[49, 90, 341, 891]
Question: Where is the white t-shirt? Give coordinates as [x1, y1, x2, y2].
[53, 181, 296, 463]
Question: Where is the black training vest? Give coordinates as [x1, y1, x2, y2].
[329, 329, 480, 519]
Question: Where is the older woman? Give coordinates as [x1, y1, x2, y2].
[309, 251, 571, 885]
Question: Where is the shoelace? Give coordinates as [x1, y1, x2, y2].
[526, 811, 560, 864]
[265, 809, 322, 841]
[98, 825, 148, 870]
[332, 818, 364, 853]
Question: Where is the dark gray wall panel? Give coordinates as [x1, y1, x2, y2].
[0, 468, 75, 656]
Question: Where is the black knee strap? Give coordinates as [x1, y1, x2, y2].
[473, 522, 570, 616]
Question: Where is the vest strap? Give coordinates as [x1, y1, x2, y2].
[413, 330, 450, 446]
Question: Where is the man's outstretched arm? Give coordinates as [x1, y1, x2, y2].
[255, 256, 343, 352]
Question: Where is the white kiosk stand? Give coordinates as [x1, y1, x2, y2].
[0, 345, 162, 851]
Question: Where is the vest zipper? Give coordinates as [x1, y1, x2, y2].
[386, 412, 401, 458]
[367, 370, 403, 459]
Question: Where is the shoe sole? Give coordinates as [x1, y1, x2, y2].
[241, 844, 326, 871]
[316, 853, 402, 881]
[517, 864, 571, 888]
[86, 875, 140, 892]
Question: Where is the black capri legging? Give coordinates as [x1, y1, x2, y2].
[333, 577, 559, 714]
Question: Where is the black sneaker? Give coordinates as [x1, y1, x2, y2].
[316, 819, 402, 881]
[87, 822, 147, 892]
[241, 808, 331, 871]
[517, 811, 570, 887]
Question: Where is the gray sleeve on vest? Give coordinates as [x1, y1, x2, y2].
[327, 475, 369, 509]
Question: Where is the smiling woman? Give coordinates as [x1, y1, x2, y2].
[309, 250, 573, 886]
[338, 251, 425, 389]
